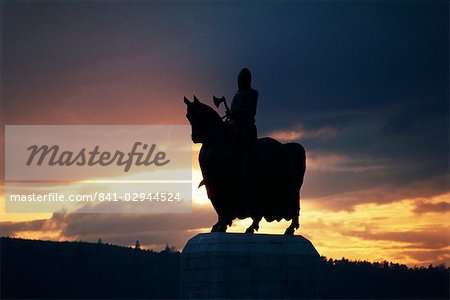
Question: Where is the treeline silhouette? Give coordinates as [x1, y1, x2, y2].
[1, 237, 448, 299]
[320, 257, 448, 299]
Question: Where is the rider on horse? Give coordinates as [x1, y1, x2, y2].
[229, 68, 259, 202]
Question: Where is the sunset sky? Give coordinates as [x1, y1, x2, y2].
[1, 0, 449, 266]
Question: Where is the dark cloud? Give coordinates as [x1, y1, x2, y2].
[62, 208, 215, 236]
[413, 201, 450, 214]
[345, 226, 450, 250]
[400, 249, 450, 266]
[0, 207, 216, 250]
[0, 219, 46, 236]
[303, 173, 448, 211]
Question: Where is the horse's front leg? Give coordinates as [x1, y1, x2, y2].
[211, 213, 233, 232]
[211, 214, 232, 232]
[211, 218, 220, 232]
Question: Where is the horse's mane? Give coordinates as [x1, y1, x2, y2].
[197, 102, 223, 127]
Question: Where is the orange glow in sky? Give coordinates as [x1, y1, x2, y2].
[1, 155, 448, 267]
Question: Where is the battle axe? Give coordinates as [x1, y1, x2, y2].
[213, 96, 231, 119]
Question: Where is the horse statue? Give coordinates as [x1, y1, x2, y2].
[184, 96, 306, 234]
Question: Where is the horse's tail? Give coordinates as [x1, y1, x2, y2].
[284, 143, 306, 189]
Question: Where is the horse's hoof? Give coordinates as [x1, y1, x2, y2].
[245, 228, 255, 234]
[211, 224, 219, 232]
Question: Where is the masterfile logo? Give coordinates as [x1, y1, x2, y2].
[25, 142, 170, 172]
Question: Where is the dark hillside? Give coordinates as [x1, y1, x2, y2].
[1, 237, 448, 299]
[1, 237, 179, 299]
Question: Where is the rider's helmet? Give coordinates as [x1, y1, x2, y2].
[238, 68, 252, 91]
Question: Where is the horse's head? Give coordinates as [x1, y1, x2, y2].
[184, 96, 222, 144]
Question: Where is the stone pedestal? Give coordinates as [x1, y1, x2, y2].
[180, 233, 321, 299]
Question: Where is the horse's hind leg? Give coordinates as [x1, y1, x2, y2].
[284, 215, 300, 235]
[245, 216, 262, 233]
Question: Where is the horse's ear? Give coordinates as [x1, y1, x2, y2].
[183, 97, 191, 105]
[193, 95, 200, 103]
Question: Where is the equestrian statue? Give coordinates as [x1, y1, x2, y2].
[184, 68, 306, 234]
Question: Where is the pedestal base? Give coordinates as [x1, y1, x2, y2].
[180, 233, 321, 299]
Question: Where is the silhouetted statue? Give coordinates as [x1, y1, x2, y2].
[184, 69, 306, 234]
